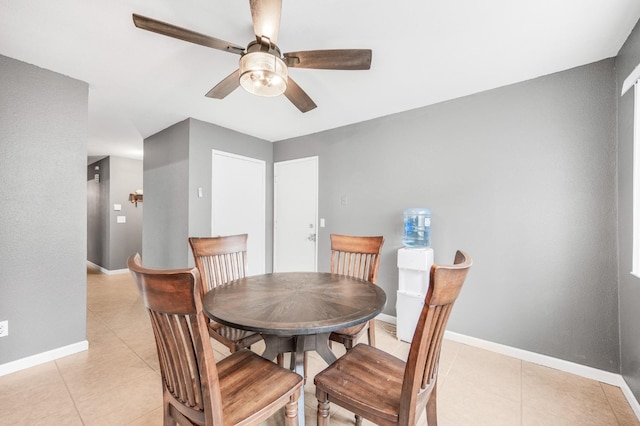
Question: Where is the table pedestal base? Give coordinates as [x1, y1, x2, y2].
[261, 333, 337, 426]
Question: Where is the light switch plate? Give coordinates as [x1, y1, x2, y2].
[116, 216, 126, 224]
[114, 204, 122, 211]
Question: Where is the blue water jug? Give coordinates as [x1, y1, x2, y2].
[402, 208, 431, 248]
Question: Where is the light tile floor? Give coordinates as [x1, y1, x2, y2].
[0, 268, 638, 425]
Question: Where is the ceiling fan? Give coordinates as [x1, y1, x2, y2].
[132, 0, 372, 113]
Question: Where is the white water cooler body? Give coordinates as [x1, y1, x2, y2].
[396, 247, 434, 342]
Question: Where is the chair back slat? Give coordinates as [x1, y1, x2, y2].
[330, 234, 384, 283]
[155, 312, 202, 408]
[422, 304, 452, 388]
[189, 235, 248, 296]
[152, 314, 178, 398]
[399, 250, 472, 424]
[189, 235, 265, 354]
[128, 254, 225, 426]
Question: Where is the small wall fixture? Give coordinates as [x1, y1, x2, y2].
[129, 189, 143, 207]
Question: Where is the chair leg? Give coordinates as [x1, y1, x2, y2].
[317, 391, 330, 426]
[367, 319, 376, 347]
[344, 337, 353, 351]
[355, 414, 363, 426]
[163, 394, 174, 426]
[426, 383, 438, 425]
[285, 394, 299, 426]
[277, 353, 284, 367]
[304, 352, 308, 384]
[163, 409, 174, 426]
[167, 403, 189, 426]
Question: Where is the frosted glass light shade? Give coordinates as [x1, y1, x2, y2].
[239, 51, 288, 97]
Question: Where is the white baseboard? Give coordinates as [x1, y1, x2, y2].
[620, 379, 640, 420]
[444, 331, 622, 385]
[0, 340, 89, 377]
[444, 330, 640, 420]
[377, 314, 639, 420]
[377, 313, 396, 325]
[86, 261, 129, 275]
[444, 331, 640, 419]
[4, 317, 639, 420]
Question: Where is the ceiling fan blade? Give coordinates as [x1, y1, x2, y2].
[205, 69, 241, 99]
[284, 49, 372, 70]
[132, 14, 245, 55]
[249, 0, 281, 44]
[284, 77, 317, 113]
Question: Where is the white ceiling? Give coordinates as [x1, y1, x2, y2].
[2, 0, 639, 161]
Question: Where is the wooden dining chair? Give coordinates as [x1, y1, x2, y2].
[314, 250, 472, 426]
[188, 234, 264, 354]
[328, 234, 385, 350]
[297, 234, 384, 383]
[128, 254, 303, 426]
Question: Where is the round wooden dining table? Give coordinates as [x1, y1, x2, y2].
[202, 271, 387, 425]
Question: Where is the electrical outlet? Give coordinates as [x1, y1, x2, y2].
[0, 320, 7, 337]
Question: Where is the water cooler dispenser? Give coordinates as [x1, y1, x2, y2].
[396, 247, 434, 342]
[396, 207, 433, 342]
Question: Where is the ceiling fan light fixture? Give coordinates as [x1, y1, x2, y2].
[239, 51, 288, 97]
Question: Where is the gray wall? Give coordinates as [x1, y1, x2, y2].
[87, 156, 143, 270]
[108, 156, 143, 269]
[0, 55, 88, 364]
[274, 59, 619, 372]
[188, 119, 274, 269]
[87, 158, 108, 266]
[142, 118, 274, 269]
[142, 120, 190, 268]
[615, 19, 640, 402]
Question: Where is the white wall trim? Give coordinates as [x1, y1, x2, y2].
[444, 331, 640, 419]
[377, 313, 396, 325]
[0, 340, 88, 377]
[377, 314, 639, 419]
[0, 317, 637, 419]
[620, 378, 640, 420]
[444, 331, 621, 384]
[621, 62, 640, 96]
[86, 260, 129, 275]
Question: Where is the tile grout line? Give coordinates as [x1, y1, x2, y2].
[53, 358, 86, 425]
[520, 357, 524, 426]
[600, 381, 625, 426]
[88, 282, 162, 375]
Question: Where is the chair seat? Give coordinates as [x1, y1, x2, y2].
[209, 321, 263, 351]
[218, 349, 303, 425]
[314, 343, 405, 424]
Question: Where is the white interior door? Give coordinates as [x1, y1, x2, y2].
[274, 156, 318, 272]
[212, 150, 265, 276]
